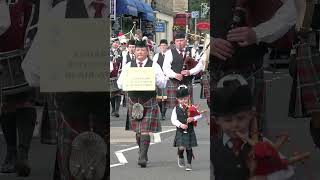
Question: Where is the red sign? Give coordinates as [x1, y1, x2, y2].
[174, 18, 187, 26]
[196, 22, 210, 30]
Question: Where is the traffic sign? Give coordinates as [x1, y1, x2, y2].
[191, 11, 199, 19]
[155, 22, 165, 32]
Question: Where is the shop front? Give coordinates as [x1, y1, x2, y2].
[112, 0, 155, 38]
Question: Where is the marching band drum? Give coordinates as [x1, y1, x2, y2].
[0, 49, 31, 96]
[109, 48, 121, 93]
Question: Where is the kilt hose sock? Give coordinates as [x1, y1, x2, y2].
[0, 112, 17, 173]
[138, 134, 150, 167]
[111, 97, 115, 113]
[178, 147, 184, 158]
[310, 113, 320, 148]
[111, 96, 121, 116]
[158, 102, 167, 120]
[136, 133, 148, 162]
[15, 107, 37, 177]
[122, 94, 127, 107]
[178, 149, 184, 158]
[114, 96, 121, 114]
[186, 148, 193, 164]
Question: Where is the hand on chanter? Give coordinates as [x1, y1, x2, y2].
[211, 37, 234, 60]
[187, 117, 195, 123]
[175, 74, 183, 81]
[180, 124, 188, 129]
[227, 27, 257, 47]
[181, 70, 190, 76]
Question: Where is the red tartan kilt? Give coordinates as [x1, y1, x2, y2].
[296, 43, 320, 114]
[166, 79, 193, 109]
[127, 97, 162, 133]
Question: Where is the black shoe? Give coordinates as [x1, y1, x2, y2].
[310, 121, 320, 149]
[114, 113, 120, 117]
[16, 160, 31, 177]
[0, 151, 17, 173]
[0, 162, 16, 173]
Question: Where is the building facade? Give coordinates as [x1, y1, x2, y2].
[110, 0, 155, 38]
[150, 0, 188, 44]
[110, 0, 189, 44]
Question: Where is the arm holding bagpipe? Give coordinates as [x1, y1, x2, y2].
[182, 101, 207, 127]
[236, 116, 310, 179]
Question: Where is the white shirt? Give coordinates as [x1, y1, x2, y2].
[222, 133, 295, 180]
[152, 52, 170, 81]
[117, 58, 167, 90]
[0, 0, 10, 36]
[163, 48, 187, 78]
[152, 52, 166, 63]
[253, 0, 297, 43]
[191, 47, 201, 61]
[121, 50, 129, 69]
[171, 104, 203, 128]
[110, 61, 113, 72]
[21, 0, 108, 87]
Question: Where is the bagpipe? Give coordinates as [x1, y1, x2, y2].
[184, 33, 210, 75]
[182, 100, 207, 129]
[234, 115, 311, 178]
[183, 33, 206, 71]
[231, 0, 294, 49]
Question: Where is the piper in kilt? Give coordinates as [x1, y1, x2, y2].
[163, 32, 203, 109]
[117, 39, 167, 168]
[110, 44, 122, 118]
[120, 39, 136, 108]
[171, 85, 203, 171]
[200, 71, 210, 105]
[289, 0, 320, 149]
[153, 39, 169, 120]
[0, 0, 36, 176]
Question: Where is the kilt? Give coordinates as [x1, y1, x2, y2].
[166, 79, 193, 109]
[210, 65, 266, 131]
[40, 93, 58, 145]
[110, 77, 121, 97]
[200, 71, 210, 104]
[289, 33, 320, 117]
[1, 88, 35, 113]
[53, 92, 108, 180]
[110, 90, 122, 97]
[127, 97, 162, 133]
[173, 128, 198, 148]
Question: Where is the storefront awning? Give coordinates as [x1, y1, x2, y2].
[196, 22, 210, 31]
[116, 0, 138, 16]
[141, 3, 155, 22]
[133, 0, 144, 13]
